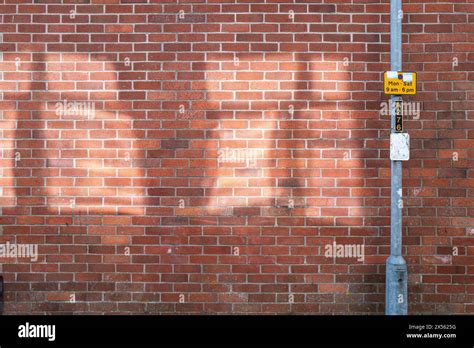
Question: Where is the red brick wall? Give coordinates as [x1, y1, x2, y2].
[0, 0, 473, 314]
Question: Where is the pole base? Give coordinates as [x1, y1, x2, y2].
[385, 256, 408, 315]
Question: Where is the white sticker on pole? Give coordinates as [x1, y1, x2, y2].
[390, 133, 410, 161]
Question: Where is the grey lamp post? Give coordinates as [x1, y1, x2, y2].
[385, 0, 408, 315]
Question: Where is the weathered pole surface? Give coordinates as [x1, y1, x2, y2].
[386, 0, 408, 315]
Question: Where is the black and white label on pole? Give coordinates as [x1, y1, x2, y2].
[390, 96, 409, 160]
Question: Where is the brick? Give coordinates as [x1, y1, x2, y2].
[0, 0, 471, 316]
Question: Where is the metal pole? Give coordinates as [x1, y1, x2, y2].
[386, 0, 408, 315]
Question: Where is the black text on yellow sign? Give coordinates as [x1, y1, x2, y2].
[384, 71, 417, 95]
[395, 100, 403, 133]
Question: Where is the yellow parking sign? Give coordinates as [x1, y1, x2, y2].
[384, 71, 417, 95]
